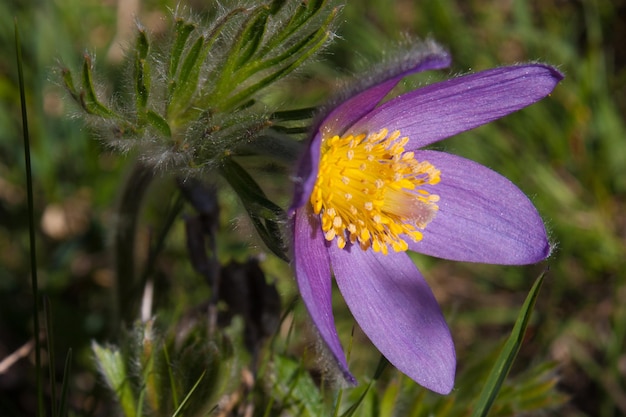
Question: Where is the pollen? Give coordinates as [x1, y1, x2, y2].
[310, 128, 440, 254]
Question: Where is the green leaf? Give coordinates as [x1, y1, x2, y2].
[80, 54, 120, 118]
[219, 157, 288, 261]
[339, 382, 375, 417]
[136, 27, 149, 60]
[223, 8, 335, 109]
[204, 6, 248, 49]
[146, 110, 172, 137]
[219, 157, 284, 219]
[61, 67, 80, 102]
[168, 18, 196, 84]
[269, 0, 288, 15]
[134, 29, 150, 112]
[265, 0, 329, 50]
[167, 18, 196, 97]
[470, 270, 546, 417]
[211, 5, 269, 100]
[271, 107, 316, 122]
[135, 58, 150, 112]
[339, 356, 387, 417]
[168, 34, 209, 117]
[92, 342, 137, 417]
[378, 378, 400, 417]
[234, 5, 271, 69]
[272, 354, 325, 416]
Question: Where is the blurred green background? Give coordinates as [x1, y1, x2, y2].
[1, 0, 625, 416]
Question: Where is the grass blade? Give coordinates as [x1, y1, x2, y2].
[44, 297, 57, 416]
[58, 349, 73, 417]
[470, 270, 547, 417]
[15, 18, 44, 417]
[171, 370, 206, 417]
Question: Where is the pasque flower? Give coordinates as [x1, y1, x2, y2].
[290, 43, 563, 394]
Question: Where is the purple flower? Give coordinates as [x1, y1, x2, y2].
[290, 45, 563, 394]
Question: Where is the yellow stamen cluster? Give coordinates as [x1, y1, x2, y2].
[310, 128, 440, 254]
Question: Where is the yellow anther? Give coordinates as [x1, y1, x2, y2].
[310, 128, 440, 253]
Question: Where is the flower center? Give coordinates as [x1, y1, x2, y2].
[310, 128, 440, 254]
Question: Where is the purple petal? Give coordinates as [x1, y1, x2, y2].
[349, 64, 563, 148]
[290, 46, 451, 212]
[328, 244, 456, 394]
[323, 48, 452, 137]
[293, 208, 355, 383]
[408, 150, 551, 264]
[289, 131, 324, 213]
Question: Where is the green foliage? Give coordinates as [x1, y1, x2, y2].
[220, 157, 288, 261]
[60, 0, 339, 172]
[92, 342, 137, 416]
[265, 353, 327, 416]
[470, 272, 548, 417]
[92, 319, 234, 417]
